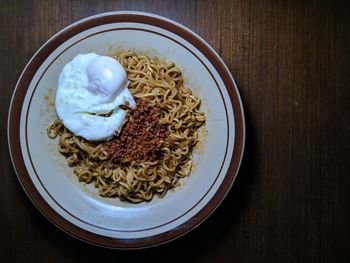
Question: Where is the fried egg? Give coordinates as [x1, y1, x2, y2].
[55, 53, 136, 141]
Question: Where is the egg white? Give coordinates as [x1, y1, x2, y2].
[55, 53, 136, 141]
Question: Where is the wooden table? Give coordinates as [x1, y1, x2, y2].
[1, 0, 349, 262]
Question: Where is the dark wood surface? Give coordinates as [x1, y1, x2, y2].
[1, 0, 349, 262]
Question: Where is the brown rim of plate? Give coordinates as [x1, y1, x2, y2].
[7, 12, 245, 249]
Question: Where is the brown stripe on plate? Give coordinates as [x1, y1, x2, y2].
[25, 27, 230, 232]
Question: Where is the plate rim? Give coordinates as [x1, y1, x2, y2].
[7, 11, 245, 249]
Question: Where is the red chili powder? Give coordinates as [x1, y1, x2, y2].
[105, 98, 168, 163]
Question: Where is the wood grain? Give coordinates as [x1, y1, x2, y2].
[1, 0, 349, 262]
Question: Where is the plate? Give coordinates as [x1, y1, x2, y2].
[7, 11, 245, 249]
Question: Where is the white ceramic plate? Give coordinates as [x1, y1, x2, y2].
[8, 11, 245, 249]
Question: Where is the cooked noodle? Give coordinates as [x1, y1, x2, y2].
[47, 51, 205, 203]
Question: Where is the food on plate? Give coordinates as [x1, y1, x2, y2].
[48, 51, 205, 203]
